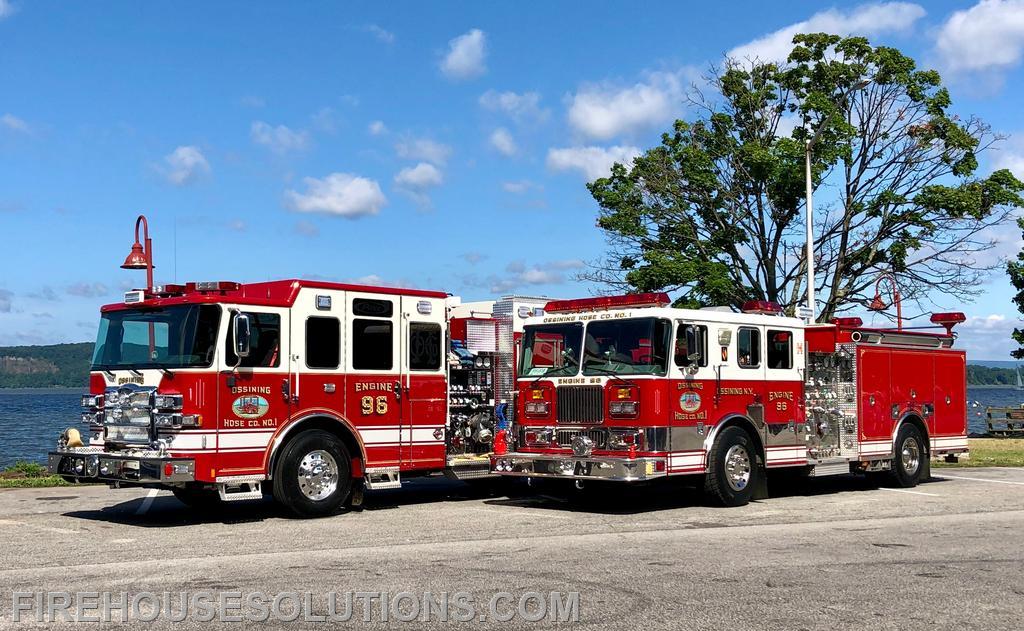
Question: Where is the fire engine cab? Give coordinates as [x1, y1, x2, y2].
[48, 279, 546, 517]
[491, 293, 969, 507]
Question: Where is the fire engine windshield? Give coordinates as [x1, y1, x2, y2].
[519, 322, 584, 377]
[91, 305, 221, 370]
[582, 317, 671, 376]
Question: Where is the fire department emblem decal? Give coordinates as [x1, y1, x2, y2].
[232, 395, 269, 419]
[679, 392, 702, 413]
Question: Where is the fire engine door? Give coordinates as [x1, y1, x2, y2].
[218, 307, 291, 473]
[399, 296, 448, 469]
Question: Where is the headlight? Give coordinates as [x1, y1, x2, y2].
[154, 413, 182, 428]
[153, 394, 183, 410]
[523, 428, 553, 446]
[524, 401, 550, 415]
[86, 455, 99, 477]
[609, 401, 639, 417]
[81, 394, 104, 409]
[608, 429, 643, 450]
[474, 356, 484, 368]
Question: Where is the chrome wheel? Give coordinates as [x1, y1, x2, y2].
[296, 450, 339, 501]
[900, 436, 921, 477]
[724, 444, 751, 492]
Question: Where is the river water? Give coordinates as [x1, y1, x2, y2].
[0, 387, 1017, 469]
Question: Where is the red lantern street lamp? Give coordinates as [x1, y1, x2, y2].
[121, 215, 155, 292]
[868, 272, 902, 331]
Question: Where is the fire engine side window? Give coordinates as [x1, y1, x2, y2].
[306, 317, 340, 369]
[767, 329, 793, 370]
[409, 322, 442, 370]
[225, 312, 281, 368]
[352, 319, 393, 370]
[737, 327, 760, 368]
[352, 299, 394, 318]
[674, 324, 708, 367]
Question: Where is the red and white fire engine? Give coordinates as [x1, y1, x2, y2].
[49, 278, 548, 517]
[491, 293, 969, 506]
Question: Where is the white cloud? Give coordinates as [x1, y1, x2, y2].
[479, 90, 549, 123]
[566, 69, 693, 141]
[394, 162, 444, 189]
[364, 24, 395, 44]
[66, 282, 109, 299]
[284, 173, 387, 219]
[440, 29, 487, 80]
[395, 137, 452, 165]
[250, 121, 311, 153]
[728, 2, 926, 63]
[956, 313, 1020, 360]
[935, 0, 1024, 80]
[550, 259, 585, 270]
[546, 145, 641, 181]
[488, 260, 573, 293]
[0, 289, 11, 312]
[394, 162, 444, 208]
[0, 0, 16, 19]
[502, 180, 539, 194]
[368, 120, 388, 135]
[0, 113, 30, 133]
[162, 146, 210, 186]
[489, 127, 517, 156]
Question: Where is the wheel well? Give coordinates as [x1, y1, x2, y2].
[267, 416, 364, 479]
[896, 415, 930, 455]
[709, 416, 765, 462]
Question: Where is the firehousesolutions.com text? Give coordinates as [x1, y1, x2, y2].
[6, 591, 581, 624]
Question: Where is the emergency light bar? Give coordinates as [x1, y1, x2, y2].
[740, 300, 784, 315]
[191, 281, 241, 292]
[930, 312, 966, 335]
[543, 292, 671, 314]
[832, 317, 864, 328]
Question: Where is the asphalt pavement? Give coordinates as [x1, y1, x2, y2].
[1, 468, 1023, 629]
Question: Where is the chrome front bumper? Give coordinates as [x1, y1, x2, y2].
[491, 452, 666, 482]
[48, 448, 195, 484]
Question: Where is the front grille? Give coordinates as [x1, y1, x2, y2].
[556, 386, 603, 424]
[555, 428, 606, 449]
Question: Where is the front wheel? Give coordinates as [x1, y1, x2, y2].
[892, 424, 925, 488]
[704, 426, 759, 507]
[272, 430, 353, 518]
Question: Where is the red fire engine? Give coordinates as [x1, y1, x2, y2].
[48, 279, 547, 517]
[491, 293, 969, 506]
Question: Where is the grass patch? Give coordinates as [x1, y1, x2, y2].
[933, 438, 1024, 468]
[0, 460, 70, 488]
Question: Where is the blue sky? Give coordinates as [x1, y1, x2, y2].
[3, 1, 1024, 359]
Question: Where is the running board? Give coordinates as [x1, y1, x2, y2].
[445, 464, 492, 480]
[808, 459, 851, 477]
[365, 467, 401, 490]
[217, 480, 263, 502]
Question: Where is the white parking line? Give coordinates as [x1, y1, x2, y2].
[134, 489, 159, 515]
[877, 487, 941, 497]
[933, 473, 1024, 486]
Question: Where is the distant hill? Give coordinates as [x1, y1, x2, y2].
[0, 343, 93, 388]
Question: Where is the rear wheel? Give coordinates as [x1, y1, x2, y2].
[892, 424, 925, 488]
[273, 430, 353, 518]
[704, 426, 759, 507]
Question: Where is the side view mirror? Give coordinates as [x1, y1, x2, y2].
[685, 326, 703, 362]
[233, 313, 252, 359]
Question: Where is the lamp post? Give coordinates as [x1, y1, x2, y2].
[869, 272, 903, 331]
[121, 214, 155, 292]
[803, 79, 872, 323]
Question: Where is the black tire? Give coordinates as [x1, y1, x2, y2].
[172, 484, 222, 510]
[892, 424, 925, 488]
[272, 430, 353, 518]
[704, 426, 759, 507]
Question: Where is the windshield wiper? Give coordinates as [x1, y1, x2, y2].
[581, 363, 636, 387]
[530, 352, 580, 385]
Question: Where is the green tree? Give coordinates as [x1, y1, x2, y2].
[1008, 218, 1024, 359]
[584, 33, 1024, 320]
